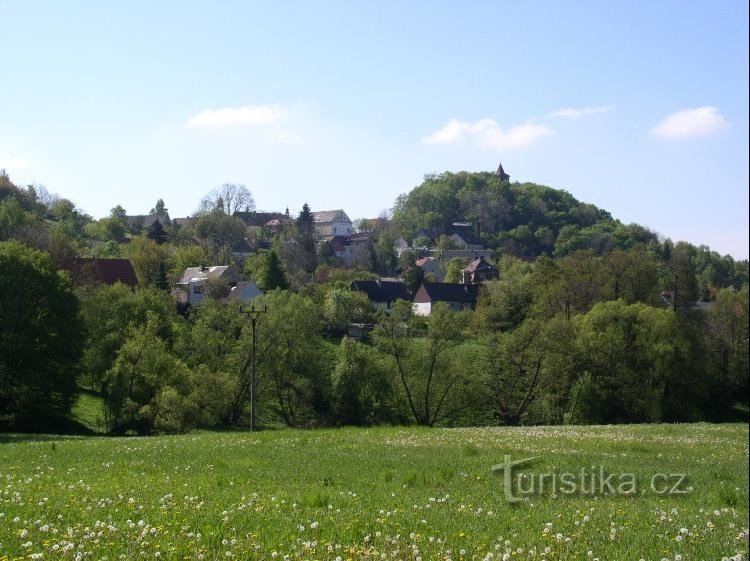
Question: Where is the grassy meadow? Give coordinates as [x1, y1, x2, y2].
[0, 424, 747, 561]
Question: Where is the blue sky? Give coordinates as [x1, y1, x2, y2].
[1, 1, 748, 258]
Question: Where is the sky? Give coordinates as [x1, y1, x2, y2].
[1, 1, 748, 259]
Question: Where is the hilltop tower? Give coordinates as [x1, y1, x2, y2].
[495, 162, 510, 182]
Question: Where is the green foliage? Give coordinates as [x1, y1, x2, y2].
[323, 288, 372, 330]
[256, 290, 327, 426]
[574, 301, 680, 423]
[78, 285, 180, 392]
[331, 338, 394, 425]
[169, 244, 210, 283]
[150, 198, 168, 215]
[258, 250, 288, 290]
[474, 263, 534, 332]
[102, 313, 193, 434]
[125, 236, 171, 288]
[146, 219, 168, 244]
[0, 241, 83, 427]
[192, 210, 247, 255]
[444, 257, 468, 283]
[703, 286, 750, 419]
[0, 196, 36, 241]
[482, 319, 552, 425]
[393, 171, 656, 258]
[295, 203, 317, 273]
[374, 302, 468, 426]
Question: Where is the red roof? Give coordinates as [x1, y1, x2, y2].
[60, 257, 139, 288]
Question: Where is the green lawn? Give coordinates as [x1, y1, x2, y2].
[0, 424, 747, 560]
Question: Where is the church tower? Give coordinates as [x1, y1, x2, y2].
[495, 162, 510, 182]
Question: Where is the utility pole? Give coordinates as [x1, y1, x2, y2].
[240, 303, 267, 431]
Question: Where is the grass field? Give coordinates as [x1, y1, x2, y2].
[0, 424, 747, 561]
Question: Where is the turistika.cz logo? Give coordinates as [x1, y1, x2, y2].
[491, 455, 691, 503]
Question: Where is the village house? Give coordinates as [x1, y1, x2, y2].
[126, 213, 171, 232]
[60, 257, 139, 289]
[351, 278, 411, 313]
[312, 210, 353, 238]
[461, 256, 499, 284]
[449, 223, 484, 251]
[415, 256, 445, 281]
[234, 209, 289, 227]
[326, 233, 374, 266]
[412, 282, 480, 316]
[174, 265, 261, 306]
[393, 237, 410, 257]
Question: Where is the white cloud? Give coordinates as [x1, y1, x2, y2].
[268, 129, 304, 145]
[423, 118, 552, 152]
[0, 152, 28, 171]
[550, 105, 614, 119]
[185, 104, 287, 128]
[651, 106, 729, 139]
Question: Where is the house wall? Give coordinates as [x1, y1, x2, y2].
[232, 283, 262, 302]
[188, 280, 206, 306]
[331, 221, 353, 236]
[413, 302, 432, 316]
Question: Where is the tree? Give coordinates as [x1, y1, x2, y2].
[295, 203, 317, 273]
[169, 245, 210, 284]
[444, 257, 468, 283]
[374, 301, 467, 426]
[78, 285, 179, 393]
[703, 287, 749, 419]
[255, 291, 327, 426]
[259, 250, 288, 290]
[323, 288, 372, 331]
[332, 338, 394, 425]
[110, 205, 127, 223]
[668, 242, 699, 314]
[147, 219, 168, 244]
[0, 241, 83, 427]
[126, 236, 171, 288]
[481, 318, 574, 426]
[150, 198, 168, 215]
[193, 210, 247, 256]
[199, 184, 255, 215]
[574, 300, 680, 424]
[436, 234, 460, 250]
[102, 313, 194, 434]
[0, 196, 35, 241]
[474, 263, 534, 333]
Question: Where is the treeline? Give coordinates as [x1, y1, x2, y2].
[1, 240, 747, 433]
[0, 168, 748, 433]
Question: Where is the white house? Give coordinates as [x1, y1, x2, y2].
[311, 210, 353, 237]
[176, 265, 236, 305]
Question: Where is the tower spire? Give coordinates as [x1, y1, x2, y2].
[495, 162, 510, 182]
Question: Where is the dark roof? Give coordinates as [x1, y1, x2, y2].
[172, 217, 194, 227]
[462, 256, 497, 273]
[234, 211, 286, 227]
[351, 279, 411, 303]
[177, 265, 239, 285]
[495, 162, 510, 181]
[60, 257, 139, 288]
[312, 210, 351, 223]
[126, 214, 171, 229]
[415, 227, 441, 242]
[414, 282, 479, 304]
[450, 225, 482, 246]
